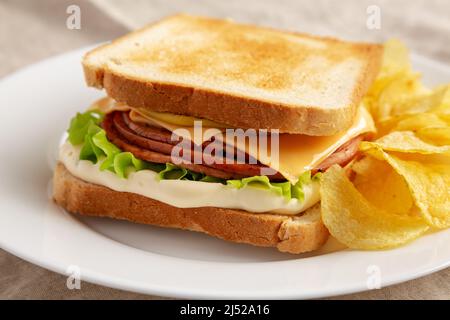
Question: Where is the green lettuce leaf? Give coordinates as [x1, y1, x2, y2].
[291, 171, 312, 202]
[199, 176, 225, 183]
[158, 163, 188, 180]
[68, 111, 103, 145]
[156, 163, 218, 181]
[68, 110, 145, 178]
[227, 176, 289, 199]
[79, 122, 104, 164]
[113, 152, 149, 178]
[272, 181, 292, 199]
[226, 171, 319, 202]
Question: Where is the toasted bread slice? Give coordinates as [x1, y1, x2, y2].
[83, 14, 382, 135]
[53, 163, 329, 254]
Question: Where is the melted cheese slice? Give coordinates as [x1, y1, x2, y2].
[93, 97, 375, 184]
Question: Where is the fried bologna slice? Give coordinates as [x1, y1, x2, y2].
[83, 14, 382, 135]
[53, 163, 329, 254]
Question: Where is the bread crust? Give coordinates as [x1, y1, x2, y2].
[102, 72, 356, 135]
[83, 15, 383, 136]
[53, 163, 329, 254]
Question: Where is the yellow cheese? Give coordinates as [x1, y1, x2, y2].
[137, 108, 229, 128]
[92, 97, 228, 128]
[93, 97, 375, 184]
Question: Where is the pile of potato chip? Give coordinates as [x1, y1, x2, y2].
[321, 40, 450, 250]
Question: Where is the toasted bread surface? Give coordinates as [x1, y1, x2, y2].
[83, 14, 382, 135]
[53, 163, 329, 254]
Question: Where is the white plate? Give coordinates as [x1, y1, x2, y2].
[0, 47, 449, 299]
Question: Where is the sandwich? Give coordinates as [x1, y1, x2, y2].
[53, 14, 383, 254]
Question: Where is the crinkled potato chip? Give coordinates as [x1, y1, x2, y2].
[391, 85, 449, 116]
[321, 166, 429, 250]
[363, 147, 450, 229]
[377, 74, 424, 119]
[320, 39, 450, 250]
[364, 42, 449, 124]
[373, 86, 449, 136]
[395, 113, 449, 131]
[364, 73, 424, 121]
[376, 112, 449, 138]
[360, 131, 450, 155]
[379, 39, 411, 76]
[417, 127, 450, 146]
[363, 39, 427, 121]
[352, 157, 414, 215]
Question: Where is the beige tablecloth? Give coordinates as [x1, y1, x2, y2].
[1, 0, 449, 300]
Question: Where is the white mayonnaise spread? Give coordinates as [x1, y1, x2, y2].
[59, 142, 320, 215]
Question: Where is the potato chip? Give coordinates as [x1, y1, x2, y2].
[320, 166, 429, 250]
[376, 112, 449, 138]
[376, 74, 424, 119]
[320, 39, 450, 250]
[352, 157, 414, 214]
[391, 85, 449, 116]
[364, 74, 422, 121]
[416, 127, 450, 146]
[379, 39, 411, 76]
[364, 41, 449, 125]
[360, 131, 450, 155]
[374, 86, 449, 134]
[363, 147, 450, 229]
[395, 113, 448, 131]
[363, 40, 427, 116]
[363, 40, 411, 121]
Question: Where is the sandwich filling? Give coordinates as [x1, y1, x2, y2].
[94, 98, 375, 184]
[59, 98, 375, 215]
[59, 143, 321, 214]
